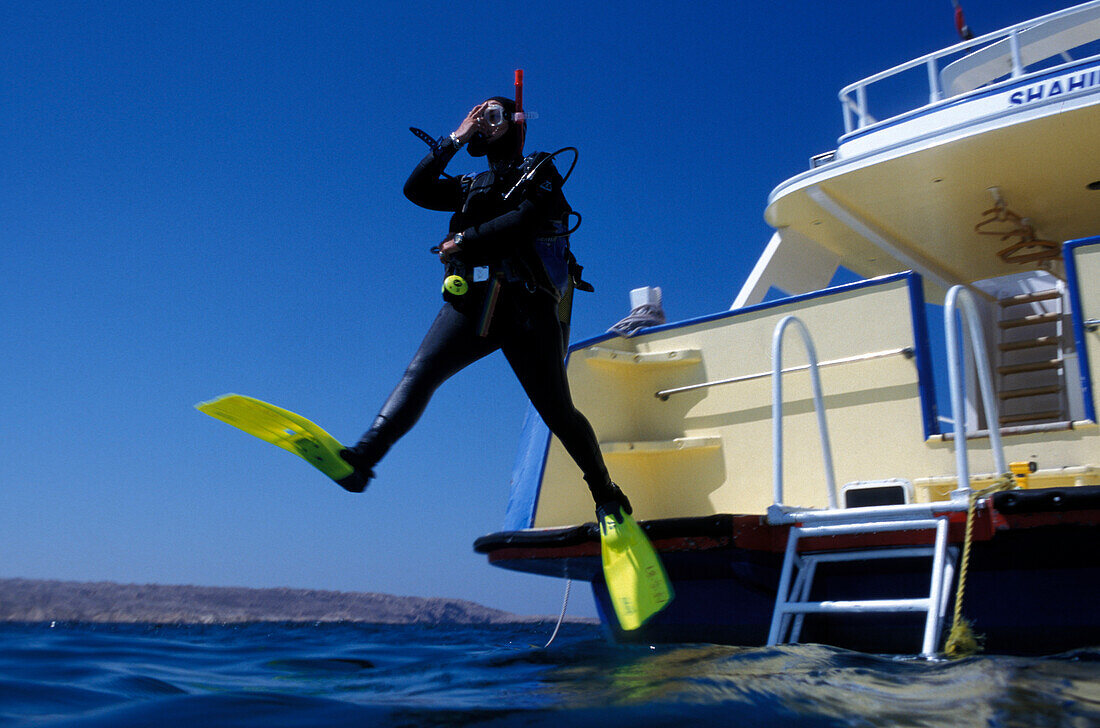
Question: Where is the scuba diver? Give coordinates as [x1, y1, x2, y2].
[336, 94, 632, 516]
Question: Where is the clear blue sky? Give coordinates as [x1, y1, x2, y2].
[2, 0, 1065, 619]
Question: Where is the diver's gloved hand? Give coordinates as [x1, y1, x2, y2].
[336, 449, 375, 493]
[452, 101, 493, 146]
[594, 483, 633, 523]
[437, 236, 460, 262]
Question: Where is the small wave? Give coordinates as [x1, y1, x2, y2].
[1, 622, 1097, 727]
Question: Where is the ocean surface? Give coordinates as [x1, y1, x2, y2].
[1, 622, 1098, 727]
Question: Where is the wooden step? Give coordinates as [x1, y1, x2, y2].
[1000, 410, 1063, 425]
[998, 312, 1060, 329]
[998, 385, 1063, 400]
[997, 359, 1063, 375]
[998, 290, 1061, 307]
[998, 336, 1060, 352]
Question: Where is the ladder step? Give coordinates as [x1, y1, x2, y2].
[998, 336, 1060, 352]
[999, 312, 1060, 329]
[998, 290, 1061, 307]
[998, 385, 1063, 400]
[792, 519, 942, 539]
[996, 358, 1063, 375]
[1000, 410, 1063, 424]
[777, 598, 931, 615]
[796, 546, 936, 564]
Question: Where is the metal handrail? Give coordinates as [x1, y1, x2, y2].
[839, 1, 1100, 133]
[655, 346, 913, 401]
[771, 316, 838, 510]
[944, 286, 1008, 498]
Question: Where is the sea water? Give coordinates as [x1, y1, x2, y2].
[1, 622, 1098, 727]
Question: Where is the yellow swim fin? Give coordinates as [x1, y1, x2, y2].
[196, 393, 354, 482]
[599, 506, 674, 631]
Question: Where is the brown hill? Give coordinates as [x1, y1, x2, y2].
[0, 578, 547, 624]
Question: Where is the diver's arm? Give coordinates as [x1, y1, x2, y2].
[452, 200, 541, 259]
[404, 104, 489, 211]
[403, 144, 464, 211]
[451, 158, 563, 259]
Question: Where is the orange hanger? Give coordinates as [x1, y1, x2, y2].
[996, 226, 1060, 265]
[975, 204, 1025, 237]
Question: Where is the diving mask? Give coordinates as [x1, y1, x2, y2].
[483, 103, 536, 129]
[483, 103, 507, 129]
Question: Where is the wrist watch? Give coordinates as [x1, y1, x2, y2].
[449, 132, 463, 149]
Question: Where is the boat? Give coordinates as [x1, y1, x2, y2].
[475, 2, 1100, 656]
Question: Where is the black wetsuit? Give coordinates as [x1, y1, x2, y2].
[347, 140, 616, 503]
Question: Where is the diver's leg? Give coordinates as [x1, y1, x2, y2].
[499, 292, 631, 512]
[340, 303, 495, 490]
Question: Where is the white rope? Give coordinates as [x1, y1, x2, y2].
[543, 579, 572, 648]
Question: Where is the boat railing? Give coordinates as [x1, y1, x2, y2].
[770, 315, 838, 511]
[839, 1, 1100, 134]
[944, 286, 1009, 499]
[767, 288, 1013, 519]
[653, 346, 914, 401]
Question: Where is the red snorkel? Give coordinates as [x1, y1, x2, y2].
[514, 69, 526, 149]
[514, 69, 524, 118]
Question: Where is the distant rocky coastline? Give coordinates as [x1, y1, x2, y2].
[0, 578, 570, 625]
